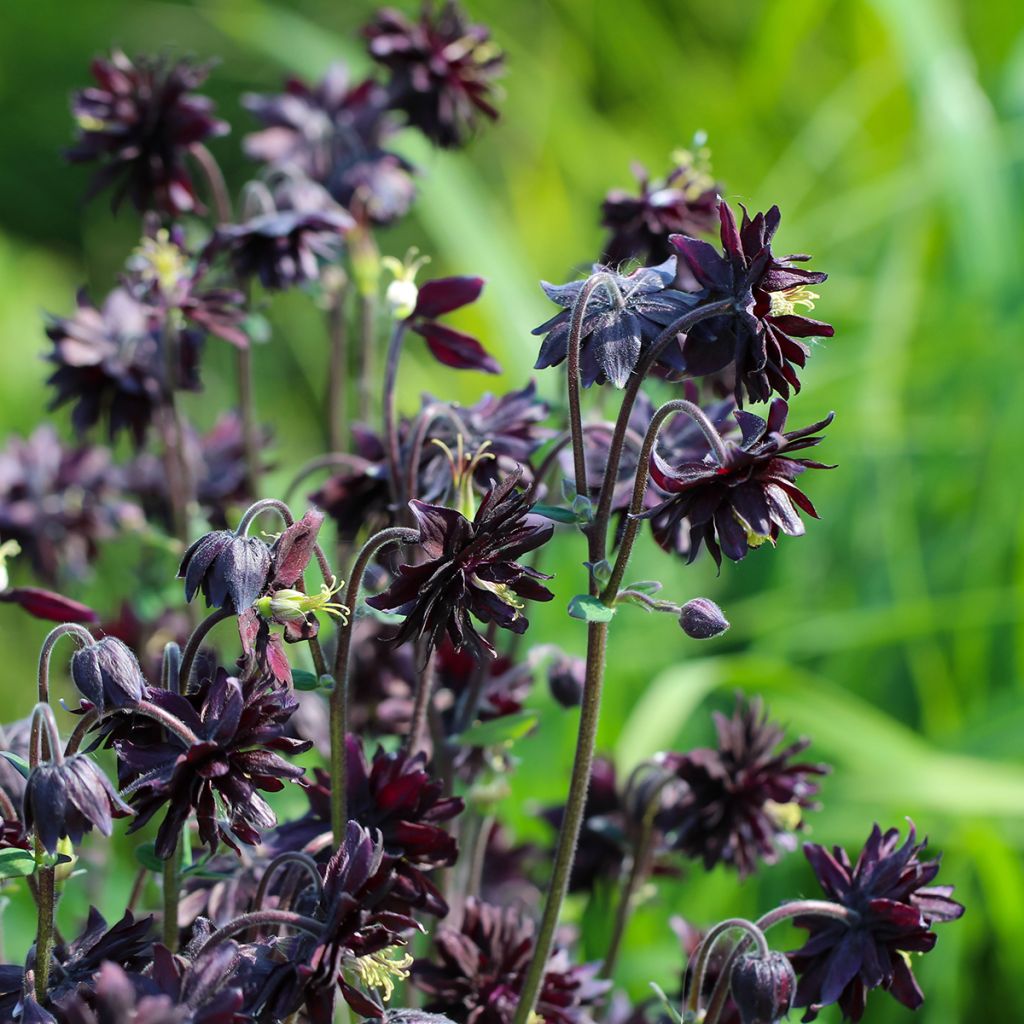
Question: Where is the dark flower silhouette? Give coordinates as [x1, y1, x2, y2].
[365, 3, 505, 148]
[179, 529, 272, 613]
[645, 398, 833, 568]
[367, 472, 553, 659]
[405, 276, 499, 374]
[789, 823, 964, 1021]
[70, 636, 148, 714]
[659, 695, 828, 877]
[533, 259, 698, 388]
[729, 952, 796, 1024]
[66, 51, 228, 215]
[672, 202, 834, 404]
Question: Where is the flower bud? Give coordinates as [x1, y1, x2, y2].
[71, 636, 146, 713]
[386, 277, 419, 320]
[547, 654, 585, 707]
[679, 597, 730, 639]
[179, 529, 272, 612]
[730, 951, 796, 1024]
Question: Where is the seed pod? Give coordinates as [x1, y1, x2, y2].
[679, 597, 730, 639]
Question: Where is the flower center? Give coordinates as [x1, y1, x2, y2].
[768, 285, 819, 319]
[0, 538, 21, 591]
[255, 576, 349, 622]
[431, 437, 495, 519]
[471, 573, 525, 616]
[342, 945, 413, 1003]
[131, 229, 189, 293]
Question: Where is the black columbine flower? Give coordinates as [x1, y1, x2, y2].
[671, 202, 834, 404]
[659, 695, 828, 877]
[645, 398, 833, 568]
[244, 63, 416, 226]
[46, 288, 201, 447]
[0, 426, 143, 581]
[364, 2, 505, 149]
[70, 636, 147, 714]
[23, 753, 131, 854]
[118, 671, 310, 858]
[601, 149, 720, 267]
[533, 258, 698, 388]
[413, 897, 609, 1024]
[789, 823, 964, 1022]
[367, 471, 554, 659]
[179, 528, 272, 613]
[66, 51, 228, 215]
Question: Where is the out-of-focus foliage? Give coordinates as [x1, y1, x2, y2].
[1, 1, 1022, 1020]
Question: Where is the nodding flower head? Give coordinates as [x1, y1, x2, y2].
[383, 247, 431, 319]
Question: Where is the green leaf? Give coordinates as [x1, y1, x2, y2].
[625, 580, 663, 596]
[134, 842, 165, 873]
[244, 312, 272, 344]
[0, 751, 29, 779]
[455, 710, 539, 748]
[532, 504, 579, 525]
[567, 594, 616, 622]
[0, 848, 36, 879]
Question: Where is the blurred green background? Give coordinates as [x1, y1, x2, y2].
[2, 0, 1023, 1020]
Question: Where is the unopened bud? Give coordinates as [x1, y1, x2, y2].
[679, 598, 730, 639]
[547, 654, 585, 708]
[730, 951, 796, 1024]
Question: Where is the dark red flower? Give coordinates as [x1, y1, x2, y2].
[66, 51, 228, 215]
[0, 587, 98, 625]
[659, 695, 828, 877]
[602, 151, 720, 267]
[407, 276, 499, 374]
[413, 897, 609, 1024]
[789, 823, 964, 1022]
[645, 398, 833, 568]
[367, 471, 553, 659]
[365, 3, 505, 149]
[672, 202, 834, 404]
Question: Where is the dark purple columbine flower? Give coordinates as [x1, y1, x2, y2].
[367, 471, 553, 659]
[789, 823, 964, 1022]
[533, 258, 698, 388]
[678, 597, 730, 640]
[364, 2, 505, 149]
[671, 202, 834, 404]
[405, 276, 500, 374]
[66, 51, 228, 216]
[645, 398, 833, 568]
[118, 671, 310, 858]
[70, 636, 148, 714]
[601, 150, 721, 267]
[179, 529, 272, 613]
[23, 753, 131, 854]
[659, 695, 828, 877]
[413, 897, 609, 1024]
[730, 952, 796, 1024]
[46, 288, 201, 447]
[244, 63, 416, 226]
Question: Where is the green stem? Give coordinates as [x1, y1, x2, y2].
[34, 855, 56, 1001]
[404, 640, 436, 754]
[162, 833, 181, 951]
[382, 320, 409, 507]
[685, 918, 769, 1018]
[37, 623, 94, 706]
[178, 607, 234, 692]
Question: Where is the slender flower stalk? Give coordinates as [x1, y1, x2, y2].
[253, 850, 324, 910]
[37, 623, 94, 705]
[685, 918, 770, 1019]
[383, 320, 409, 507]
[178, 606, 234, 691]
[404, 639, 436, 754]
[330, 526, 419, 842]
[197, 910, 323, 956]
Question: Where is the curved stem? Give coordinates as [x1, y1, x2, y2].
[382, 320, 409, 508]
[685, 918, 770, 1018]
[405, 402, 472, 504]
[253, 851, 323, 912]
[601, 398, 728, 602]
[135, 701, 202, 747]
[284, 453, 374, 504]
[512, 619, 608, 1024]
[63, 709, 99, 758]
[237, 498, 295, 536]
[329, 527, 419, 843]
[404, 640, 435, 755]
[327, 282, 351, 453]
[30, 703, 64, 767]
[197, 910, 322, 957]
[0, 786, 16, 822]
[527, 423, 646, 502]
[37, 623, 94, 706]
[179, 607, 234, 692]
[191, 142, 233, 223]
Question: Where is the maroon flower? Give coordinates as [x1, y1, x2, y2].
[365, 3, 505, 149]
[413, 897, 609, 1024]
[645, 398, 833, 568]
[789, 823, 964, 1022]
[0, 587, 98, 625]
[118, 671, 310, 858]
[367, 472, 553, 659]
[602, 151, 720, 267]
[66, 51, 228, 215]
[672, 202, 834, 404]
[406, 276, 500, 374]
[659, 696, 828, 877]
[179, 529, 272, 613]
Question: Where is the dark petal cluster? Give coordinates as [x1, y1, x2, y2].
[533, 259, 698, 388]
[659, 695, 828, 877]
[789, 823, 964, 1022]
[66, 51, 228, 216]
[118, 672, 310, 857]
[365, 3, 505, 149]
[367, 472, 553, 659]
[179, 529, 272, 613]
[46, 288, 201, 447]
[413, 897, 609, 1024]
[646, 398, 833, 567]
[602, 151, 720, 267]
[0, 425, 144, 581]
[408, 276, 499, 374]
[673, 202, 834, 404]
[244, 63, 416, 226]
[24, 753, 131, 854]
[70, 636, 148, 714]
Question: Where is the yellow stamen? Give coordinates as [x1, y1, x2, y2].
[768, 285, 819, 319]
[342, 945, 413, 1003]
[255, 576, 349, 623]
[131, 229, 189, 293]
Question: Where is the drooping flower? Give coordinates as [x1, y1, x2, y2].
[244, 63, 416, 226]
[413, 897, 609, 1024]
[70, 636, 148, 714]
[179, 529, 272, 613]
[729, 952, 797, 1024]
[66, 51, 228, 215]
[659, 695, 828, 877]
[672, 202, 834, 404]
[46, 288, 201, 447]
[364, 3, 505, 149]
[789, 823, 964, 1022]
[23, 753, 131, 854]
[367, 471, 554, 659]
[645, 398, 833, 568]
[533, 259, 698, 388]
[601, 148, 720, 266]
[118, 671, 310, 858]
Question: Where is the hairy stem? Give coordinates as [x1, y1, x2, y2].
[404, 640, 436, 755]
[34, 857, 56, 1001]
[178, 607, 234, 692]
[686, 918, 770, 1018]
[162, 833, 181, 952]
[197, 910, 322, 957]
[37, 623, 93, 706]
[253, 851, 323, 912]
[382, 320, 409, 508]
[191, 142, 233, 223]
